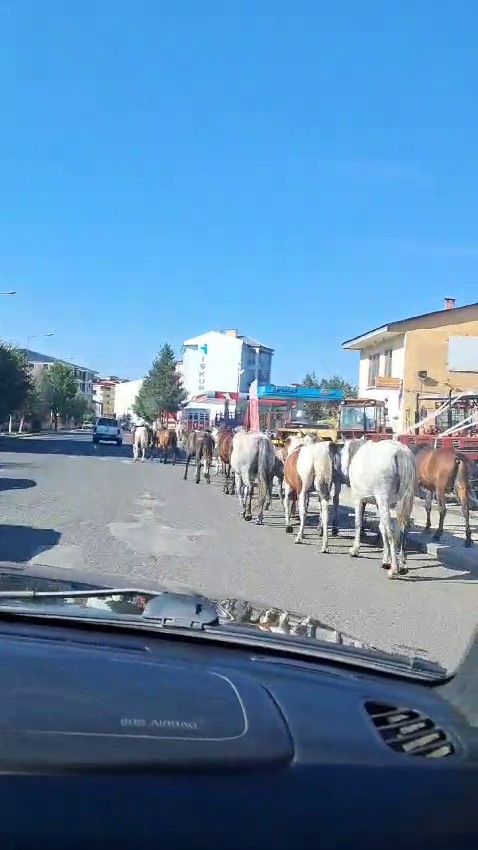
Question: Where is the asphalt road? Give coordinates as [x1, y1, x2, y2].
[0, 431, 476, 671]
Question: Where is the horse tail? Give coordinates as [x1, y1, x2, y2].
[311, 443, 333, 499]
[204, 434, 214, 463]
[453, 453, 470, 496]
[394, 446, 417, 528]
[257, 437, 273, 509]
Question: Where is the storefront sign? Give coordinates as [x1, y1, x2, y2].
[257, 384, 345, 401]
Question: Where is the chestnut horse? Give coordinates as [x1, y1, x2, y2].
[413, 447, 472, 547]
[217, 427, 235, 494]
[157, 427, 177, 465]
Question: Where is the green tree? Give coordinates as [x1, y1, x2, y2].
[0, 343, 32, 428]
[302, 371, 324, 422]
[132, 379, 157, 423]
[40, 362, 78, 430]
[301, 372, 358, 422]
[17, 381, 46, 433]
[121, 412, 133, 430]
[137, 344, 186, 422]
[65, 393, 94, 426]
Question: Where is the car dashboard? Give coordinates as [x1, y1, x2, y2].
[0, 616, 476, 849]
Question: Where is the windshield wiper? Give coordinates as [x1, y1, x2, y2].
[0, 589, 221, 630]
[0, 587, 159, 600]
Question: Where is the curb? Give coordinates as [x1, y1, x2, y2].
[0, 431, 44, 439]
[409, 529, 475, 572]
[341, 500, 475, 573]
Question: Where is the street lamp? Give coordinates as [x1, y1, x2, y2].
[26, 332, 55, 352]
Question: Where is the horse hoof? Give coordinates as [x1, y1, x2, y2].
[256, 518, 263, 526]
[285, 525, 293, 534]
[244, 514, 252, 522]
[349, 547, 359, 558]
[432, 533, 441, 542]
[331, 527, 339, 537]
[321, 546, 329, 554]
[381, 562, 391, 570]
[465, 539, 472, 548]
[388, 570, 399, 580]
[294, 537, 302, 545]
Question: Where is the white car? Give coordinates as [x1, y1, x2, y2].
[92, 417, 123, 446]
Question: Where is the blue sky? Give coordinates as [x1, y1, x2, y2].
[1, 1, 477, 383]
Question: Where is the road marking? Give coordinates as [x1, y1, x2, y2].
[108, 516, 210, 557]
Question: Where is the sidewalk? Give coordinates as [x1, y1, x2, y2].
[339, 488, 477, 574]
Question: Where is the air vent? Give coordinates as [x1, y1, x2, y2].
[365, 701, 454, 758]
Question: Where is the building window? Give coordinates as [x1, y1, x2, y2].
[384, 349, 392, 378]
[368, 354, 380, 386]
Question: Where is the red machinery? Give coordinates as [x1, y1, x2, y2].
[338, 395, 478, 463]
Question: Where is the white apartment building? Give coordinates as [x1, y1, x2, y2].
[23, 349, 97, 400]
[182, 329, 274, 407]
[114, 379, 144, 423]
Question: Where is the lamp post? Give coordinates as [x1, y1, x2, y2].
[26, 332, 55, 353]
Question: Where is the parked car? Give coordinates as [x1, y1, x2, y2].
[92, 417, 122, 445]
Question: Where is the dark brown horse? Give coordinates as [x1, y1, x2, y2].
[217, 428, 235, 494]
[414, 446, 472, 547]
[183, 430, 215, 484]
[157, 427, 177, 465]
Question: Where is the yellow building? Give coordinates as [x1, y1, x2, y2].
[342, 298, 478, 433]
[93, 379, 118, 417]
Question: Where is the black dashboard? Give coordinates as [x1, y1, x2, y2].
[0, 616, 476, 849]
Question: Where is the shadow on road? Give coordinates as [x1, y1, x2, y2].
[0, 525, 61, 563]
[0, 461, 38, 470]
[0, 477, 36, 493]
[1, 435, 133, 459]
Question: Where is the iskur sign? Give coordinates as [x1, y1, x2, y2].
[257, 384, 345, 401]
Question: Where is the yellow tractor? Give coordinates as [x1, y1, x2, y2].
[270, 419, 338, 448]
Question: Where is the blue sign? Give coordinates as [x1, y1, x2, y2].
[200, 344, 208, 355]
[257, 384, 345, 401]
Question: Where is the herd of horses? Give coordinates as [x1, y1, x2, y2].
[132, 423, 473, 580]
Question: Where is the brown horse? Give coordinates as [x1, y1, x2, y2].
[183, 430, 215, 484]
[157, 427, 177, 465]
[217, 428, 235, 494]
[414, 447, 472, 547]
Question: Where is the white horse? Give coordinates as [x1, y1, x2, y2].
[283, 436, 335, 552]
[231, 431, 276, 524]
[341, 438, 417, 579]
[272, 446, 285, 505]
[132, 425, 149, 462]
[210, 427, 223, 475]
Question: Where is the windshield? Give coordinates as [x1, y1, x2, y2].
[2, 5, 476, 682]
[341, 406, 377, 431]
